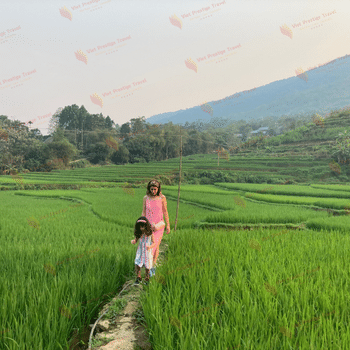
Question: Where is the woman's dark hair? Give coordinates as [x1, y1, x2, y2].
[146, 179, 161, 196]
[134, 216, 152, 241]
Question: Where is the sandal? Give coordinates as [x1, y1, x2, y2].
[134, 277, 142, 285]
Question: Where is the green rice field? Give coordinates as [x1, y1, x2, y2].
[0, 172, 349, 349]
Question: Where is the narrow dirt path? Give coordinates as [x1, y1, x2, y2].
[90, 241, 169, 350]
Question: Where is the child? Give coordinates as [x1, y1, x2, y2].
[131, 216, 156, 285]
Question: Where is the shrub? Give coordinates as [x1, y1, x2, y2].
[70, 159, 91, 169]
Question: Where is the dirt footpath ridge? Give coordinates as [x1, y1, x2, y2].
[90, 242, 168, 350]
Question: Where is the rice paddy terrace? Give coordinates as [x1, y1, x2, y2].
[0, 150, 347, 190]
[0, 180, 349, 349]
[0, 111, 349, 349]
[1, 110, 349, 189]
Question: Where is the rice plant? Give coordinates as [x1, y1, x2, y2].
[216, 182, 350, 199]
[141, 227, 348, 349]
[244, 192, 350, 211]
[1, 180, 349, 349]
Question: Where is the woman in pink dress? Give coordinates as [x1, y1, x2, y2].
[141, 180, 170, 277]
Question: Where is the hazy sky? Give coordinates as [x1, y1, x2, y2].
[1, 0, 349, 134]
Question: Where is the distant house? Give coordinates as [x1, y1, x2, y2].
[251, 127, 269, 135]
[234, 134, 243, 137]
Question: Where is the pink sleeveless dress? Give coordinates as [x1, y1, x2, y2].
[145, 195, 165, 255]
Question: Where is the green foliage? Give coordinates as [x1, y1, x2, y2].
[307, 215, 350, 232]
[86, 142, 110, 164]
[120, 122, 131, 135]
[69, 159, 91, 169]
[1, 181, 350, 348]
[244, 191, 350, 210]
[111, 145, 130, 164]
[47, 137, 78, 166]
[2, 106, 350, 189]
[130, 116, 146, 134]
[142, 227, 346, 349]
[0, 191, 134, 349]
[204, 202, 327, 224]
[23, 142, 49, 171]
[216, 182, 350, 198]
[331, 129, 350, 164]
[189, 170, 236, 185]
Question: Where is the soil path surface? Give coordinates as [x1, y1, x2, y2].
[90, 242, 168, 350]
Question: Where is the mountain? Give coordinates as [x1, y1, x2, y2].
[146, 55, 350, 126]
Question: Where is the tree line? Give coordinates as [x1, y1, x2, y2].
[0, 104, 341, 174]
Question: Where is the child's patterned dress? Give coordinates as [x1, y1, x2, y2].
[135, 234, 153, 269]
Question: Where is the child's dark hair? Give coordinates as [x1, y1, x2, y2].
[134, 216, 152, 241]
[146, 179, 161, 196]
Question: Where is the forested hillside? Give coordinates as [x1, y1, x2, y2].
[1, 105, 349, 183]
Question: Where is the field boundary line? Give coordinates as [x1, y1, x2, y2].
[244, 193, 345, 213]
[197, 223, 304, 231]
[164, 194, 226, 212]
